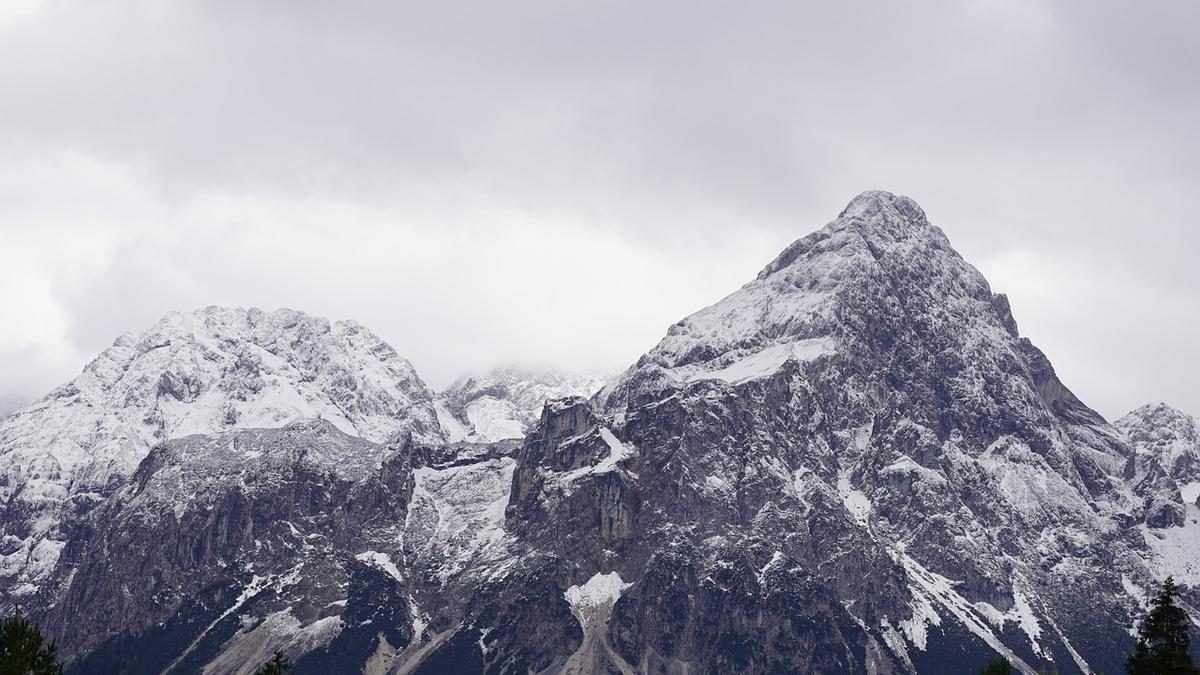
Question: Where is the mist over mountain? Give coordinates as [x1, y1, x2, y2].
[0, 192, 1196, 674]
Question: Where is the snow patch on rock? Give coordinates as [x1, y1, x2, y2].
[1181, 481, 1200, 506]
[551, 428, 637, 493]
[898, 553, 1042, 675]
[595, 428, 633, 475]
[565, 571, 632, 610]
[973, 589, 1045, 657]
[355, 551, 403, 582]
[838, 471, 871, 527]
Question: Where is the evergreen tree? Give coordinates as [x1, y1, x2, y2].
[0, 609, 64, 675]
[253, 651, 291, 675]
[978, 656, 1013, 675]
[1127, 576, 1200, 675]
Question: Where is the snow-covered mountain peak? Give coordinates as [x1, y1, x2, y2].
[568, 192, 1169, 673]
[50, 305, 441, 446]
[601, 190, 1007, 409]
[0, 305, 442, 599]
[756, 190, 941, 280]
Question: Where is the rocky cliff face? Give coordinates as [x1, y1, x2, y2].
[40, 420, 525, 674]
[44, 420, 414, 670]
[0, 307, 443, 603]
[4, 192, 1198, 674]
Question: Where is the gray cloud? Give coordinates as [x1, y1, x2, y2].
[0, 0, 1196, 419]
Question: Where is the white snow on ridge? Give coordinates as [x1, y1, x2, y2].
[705, 475, 733, 494]
[410, 605, 430, 644]
[597, 206, 892, 408]
[978, 437, 1100, 528]
[553, 427, 636, 490]
[203, 609, 342, 675]
[680, 338, 836, 385]
[1118, 404, 1200, 591]
[898, 554, 1042, 675]
[880, 617, 917, 673]
[1011, 591, 1044, 656]
[1121, 574, 1146, 607]
[897, 574, 941, 652]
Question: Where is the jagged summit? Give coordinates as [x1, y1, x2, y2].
[0, 305, 442, 600]
[758, 190, 937, 279]
[601, 190, 1023, 414]
[582, 191, 1148, 673]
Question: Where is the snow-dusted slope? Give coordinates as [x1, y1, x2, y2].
[0, 306, 442, 599]
[437, 367, 607, 443]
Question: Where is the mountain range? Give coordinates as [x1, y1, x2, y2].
[0, 191, 1196, 674]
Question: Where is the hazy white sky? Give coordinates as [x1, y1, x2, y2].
[0, 0, 1196, 420]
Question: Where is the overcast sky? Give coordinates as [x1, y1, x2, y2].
[0, 0, 1196, 421]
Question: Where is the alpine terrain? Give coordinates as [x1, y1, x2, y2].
[1, 191, 1196, 674]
